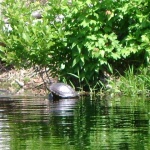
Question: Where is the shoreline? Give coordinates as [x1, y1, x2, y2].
[0, 67, 57, 96]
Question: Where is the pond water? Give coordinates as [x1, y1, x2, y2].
[0, 94, 150, 150]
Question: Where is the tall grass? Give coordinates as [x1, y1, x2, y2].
[107, 66, 150, 96]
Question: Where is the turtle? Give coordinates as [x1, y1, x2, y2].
[48, 83, 79, 100]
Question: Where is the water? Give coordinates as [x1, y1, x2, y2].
[0, 95, 150, 150]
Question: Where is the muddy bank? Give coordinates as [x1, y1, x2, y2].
[0, 66, 57, 96]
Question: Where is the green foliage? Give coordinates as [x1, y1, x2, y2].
[0, 0, 150, 90]
[0, 0, 62, 69]
[107, 66, 150, 96]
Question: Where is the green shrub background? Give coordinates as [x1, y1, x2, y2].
[0, 0, 150, 89]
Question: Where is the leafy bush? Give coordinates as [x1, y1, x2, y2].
[0, 0, 150, 90]
[0, 0, 60, 68]
[52, 0, 150, 88]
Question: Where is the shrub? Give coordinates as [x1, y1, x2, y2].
[0, 0, 59, 68]
[0, 0, 150, 90]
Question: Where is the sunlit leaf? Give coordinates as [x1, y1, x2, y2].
[141, 35, 149, 43]
[87, 35, 97, 40]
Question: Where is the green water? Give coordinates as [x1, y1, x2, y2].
[0, 95, 150, 150]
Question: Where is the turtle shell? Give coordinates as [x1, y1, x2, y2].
[49, 83, 79, 98]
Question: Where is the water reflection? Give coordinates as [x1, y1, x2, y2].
[0, 95, 149, 150]
[49, 99, 78, 116]
[0, 98, 13, 150]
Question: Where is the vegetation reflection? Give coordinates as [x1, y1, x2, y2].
[0, 96, 148, 150]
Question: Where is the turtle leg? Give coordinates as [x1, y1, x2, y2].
[49, 93, 60, 101]
[49, 93, 53, 100]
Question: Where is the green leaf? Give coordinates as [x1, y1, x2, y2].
[111, 53, 120, 60]
[22, 33, 29, 43]
[77, 44, 82, 53]
[141, 35, 149, 43]
[81, 56, 84, 63]
[87, 35, 97, 40]
[81, 19, 89, 27]
[72, 42, 77, 49]
[72, 58, 77, 67]
[100, 50, 105, 57]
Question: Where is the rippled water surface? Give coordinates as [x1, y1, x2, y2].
[0, 95, 150, 150]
